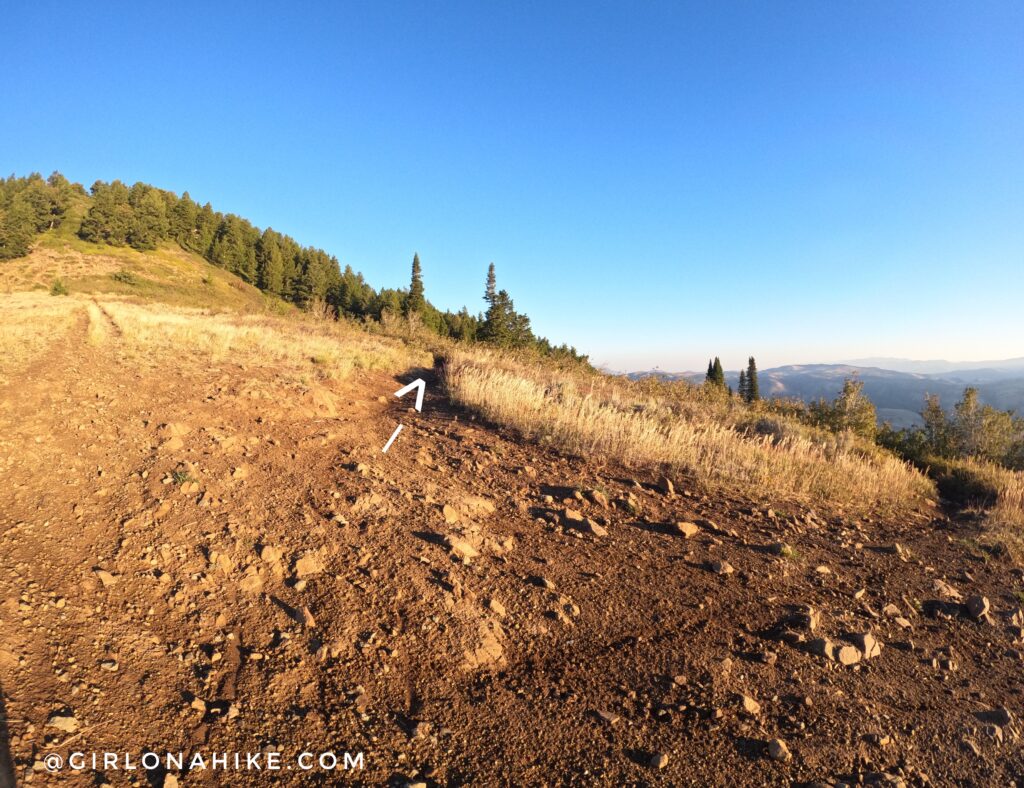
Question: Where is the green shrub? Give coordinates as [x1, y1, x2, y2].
[49, 278, 69, 296]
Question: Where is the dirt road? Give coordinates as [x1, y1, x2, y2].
[1, 303, 1022, 786]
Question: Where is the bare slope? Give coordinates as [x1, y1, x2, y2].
[0, 295, 1022, 786]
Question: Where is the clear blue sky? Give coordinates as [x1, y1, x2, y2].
[3, 1, 1022, 371]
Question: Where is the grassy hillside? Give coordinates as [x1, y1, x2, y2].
[0, 195, 288, 312]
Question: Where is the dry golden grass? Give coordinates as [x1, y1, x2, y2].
[444, 347, 934, 512]
[0, 292, 81, 385]
[99, 299, 430, 379]
[952, 458, 1024, 560]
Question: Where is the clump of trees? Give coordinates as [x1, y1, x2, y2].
[808, 378, 878, 439]
[0, 173, 79, 259]
[880, 387, 1024, 471]
[2, 173, 586, 364]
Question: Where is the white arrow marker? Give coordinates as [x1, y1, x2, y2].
[381, 424, 403, 453]
[394, 378, 426, 412]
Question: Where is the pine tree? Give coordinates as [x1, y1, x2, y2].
[406, 253, 425, 315]
[738, 369, 747, 400]
[705, 359, 715, 384]
[256, 228, 285, 295]
[745, 356, 760, 402]
[484, 262, 496, 305]
[712, 357, 725, 387]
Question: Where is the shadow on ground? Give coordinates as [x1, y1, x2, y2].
[0, 679, 14, 788]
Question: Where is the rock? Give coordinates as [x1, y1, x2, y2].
[770, 541, 793, 557]
[564, 510, 607, 536]
[740, 694, 761, 715]
[487, 598, 507, 618]
[299, 605, 316, 628]
[965, 595, 990, 621]
[164, 774, 179, 788]
[563, 508, 585, 524]
[851, 632, 883, 659]
[239, 567, 264, 594]
[932, 578, 962, 601]
[446, 536, 480, 561]
[587, 489, 609, 508]
[711, 560, 734, 576]
[649, 751, 669, 769]
[294, 553, 325, 578]
[836, 645, 862, 666]
[47, 712, 79, 733]
[442, 504, 460, 524]
[231, 465, 250, 480]
[595, 709, 620, 725]
[657, 476, 675, 497]
[674, 521, 700, 539]
[960, 738, 982, 756]
[767, 738, 791, 762]
[100, 659, 119, 672]
[190, 697, 207, 713]
[94, 568, 118, 587]
[531, 575, 555, 590]
[260, 546, 283, 563]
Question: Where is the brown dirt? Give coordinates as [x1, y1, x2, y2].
[1, 305, 1023, 787]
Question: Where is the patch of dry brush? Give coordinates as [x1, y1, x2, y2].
[444, 348, 934, 513]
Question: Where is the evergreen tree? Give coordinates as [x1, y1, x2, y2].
[738, 369, 747, 400]
[484, 262, 496, 305]
[744, 356, 760, 402]
[705, 359, 716, 384]
[406, 252, 425, 315]
[712, 357, 726, 387]
[256, 228, 285, 295]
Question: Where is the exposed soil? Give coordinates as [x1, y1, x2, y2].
[1, 305, 1022, 787]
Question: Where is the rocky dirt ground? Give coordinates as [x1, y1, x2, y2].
[1, 300, 1022, 787]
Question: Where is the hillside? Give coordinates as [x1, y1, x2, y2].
[1, 242, 1023, 786]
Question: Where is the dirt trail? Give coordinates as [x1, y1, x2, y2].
[1, 306, 1023, 786]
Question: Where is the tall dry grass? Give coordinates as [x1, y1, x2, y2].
[444, 347, 934, 513]
[0, 292, 81, 384]
[100, 299, 431, 379]
[948, 458, 1024, 559]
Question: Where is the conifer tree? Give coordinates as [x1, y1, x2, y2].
[712, 357, 725, 387]
[706, 359, 715, 384]
[484, 262, 496, 305]
[738, 369, 747, 400]
[745, 356, 760, 402]
[406, 253, 425, 315]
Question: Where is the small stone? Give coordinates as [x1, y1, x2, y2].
[740, 694, 761, 715]
[487, 598, 507, 618]
[965, 595, 990, 621]
[675, 522, 700, 539]
[94, 569, 118, 587]
[299, 606, 317, 628]
[649, 751, 669, 769]
[294, 554, 325, 578]
[190, 697, 207, 713]
[47, 713, 79, 733]
[836, 645, 862, 666]
[596, 709, 620, 725]
[711, 560, 734, 576]
[767, 738, 791, 762]
[442, 504, 460, 524]
[657, 476, 675, 497]
[260, 546, 283, 563]
[851, 632, 882, 659]
[810, 638, 835, 660]
[100, 659, 119, 672]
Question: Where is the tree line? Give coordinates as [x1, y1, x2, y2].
[1, 172, 586, 363]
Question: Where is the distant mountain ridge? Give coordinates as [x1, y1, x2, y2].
[626, 359, 1024, 428]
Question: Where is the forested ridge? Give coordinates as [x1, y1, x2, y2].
[0, 172, 586, 362]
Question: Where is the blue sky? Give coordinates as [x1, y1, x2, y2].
[3, 1, 1022, 371]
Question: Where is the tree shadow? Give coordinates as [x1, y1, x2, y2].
[0, 678, 14, 788]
